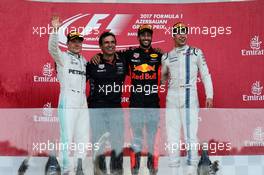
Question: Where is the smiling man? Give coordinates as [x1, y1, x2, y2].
[48, 16, 89, 174]
[125, 24, 162, 175]
[161, 22, 213, 175]
[90, 25, 163, 175]
[87, 31, 127, 175]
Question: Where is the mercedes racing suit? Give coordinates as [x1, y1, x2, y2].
[48, 32, 90, 173]
[161, 45, 213, 167]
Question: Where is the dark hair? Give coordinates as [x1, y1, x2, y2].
[99, 31, 116, 46]
[172, 22, 188, 35]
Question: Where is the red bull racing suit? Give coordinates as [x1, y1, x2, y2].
[120, 47, 162, 175]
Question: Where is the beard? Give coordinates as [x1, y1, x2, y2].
[139, 40, 152, 49]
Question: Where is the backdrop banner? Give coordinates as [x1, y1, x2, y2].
[0, 0, 263, 157]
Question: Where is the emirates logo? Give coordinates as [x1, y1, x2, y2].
[250, 36, 262, 50]
[42, 102, 53, 117]
[242, 81, 264, 101]
[241, 35, 264, 56]
[251, 81, 263, 96]
[33, 62, 58, 83]
[42, 63, 54, 77]
[33, 102, 58, 123]
[244, 127, 264, 147]
[253, 127, 264, 142]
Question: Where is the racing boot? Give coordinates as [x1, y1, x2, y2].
[18, 157, 29, 175]
[197, 149, 219, 175]
[147, 153, 158, 175]
[110, 151, 124, 175]
[94, 154, 107, 175]
[75, 158, 84, 175]
[131, 152, 141, 175]
[45, 154, 61, 175]
[185, 165, 197, 175]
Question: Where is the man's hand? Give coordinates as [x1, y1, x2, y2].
[154, 48, 164, 54]
[160, 77, 167, 85]
[51, 16, 61, 32]
[205, 98, 213, 108]
[160, 80, 165, 85]
[90, 54, 101, 65]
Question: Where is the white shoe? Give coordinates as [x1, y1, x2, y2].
[170, 166, 180, 175]
[184, 165, 196, 175]
[168, 159, 180, 175]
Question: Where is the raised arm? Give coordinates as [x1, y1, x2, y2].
[48, 16, 64, 67]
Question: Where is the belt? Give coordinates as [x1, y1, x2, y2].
[69, 89, 85, 94]
[71, 89, 81, 93]
[179, 84, 192, 88]
[61, 88, 85, 94]
[169, 81, 194, 88]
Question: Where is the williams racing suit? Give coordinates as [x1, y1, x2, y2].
[161, 45, 213, 167]
[48, 32, 90, 173]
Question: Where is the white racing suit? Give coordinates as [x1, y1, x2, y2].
[48, 32, 89, 173]
[162, 45, 213, 168]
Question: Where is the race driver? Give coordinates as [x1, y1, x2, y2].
[48, 16, 89, 174]
[90, 24, 162, 175]
[123, 24, 162, 175]
[161, 22, 213, 175]
[87, 31, 127, 175]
